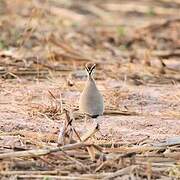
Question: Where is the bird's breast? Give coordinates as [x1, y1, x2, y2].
[79, 82, 104, 116]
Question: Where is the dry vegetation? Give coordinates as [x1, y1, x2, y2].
[0, 0, 180, 179]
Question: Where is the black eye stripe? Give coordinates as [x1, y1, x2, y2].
[85, 64, 96, 75]
[85, 66, 90, 73]
[90, 64, 96, 73]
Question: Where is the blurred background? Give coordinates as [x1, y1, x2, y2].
[0, 1, 180, 179]
[0, 0, 179, 83]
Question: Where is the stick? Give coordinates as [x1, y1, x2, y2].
[104, 110, 137, 116]
[81, 123, 99, 141]
[0, 170, 62, 175]
[61, 150, 89, 170]
[103, 165, 137, 180]
[15, 175, 91, 180]
[0, 142, 91, 159]
[104, 146, 166, 153]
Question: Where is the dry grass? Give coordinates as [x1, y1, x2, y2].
[0, 0, 180, 179]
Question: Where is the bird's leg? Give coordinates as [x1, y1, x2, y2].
[92, 116, 100, 125]
[92, 116, 103, 135]
[92, 118, 97, 124]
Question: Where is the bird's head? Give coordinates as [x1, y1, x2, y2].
[85, 63, 96, 79]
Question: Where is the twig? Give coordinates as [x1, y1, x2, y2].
[58, 109, 74, 145]
[0, 142, 91, 159]
[164, 152, 180, 160]
[103, 4, 180, 16]
[61, 150, 89, 170]
[0, 170, 61, 175]
[103, 146, 166, 153]
[33, 0, 85, 22]
[152, 49, 180, 58]
[81, 123, 99, 141]
[15, 175, 91, 180]
[140, 18, 180, 33]
[48, 35, 92, 62]
[104, 110, 138, 116]
[103, 165, 137, 180]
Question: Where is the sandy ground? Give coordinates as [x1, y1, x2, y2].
[0, 1, 180, 179]
[1, 78, 179, 147]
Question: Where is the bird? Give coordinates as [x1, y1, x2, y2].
[79, 63, 104, 124]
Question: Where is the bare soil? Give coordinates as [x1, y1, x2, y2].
[0, 0, 180, 179]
